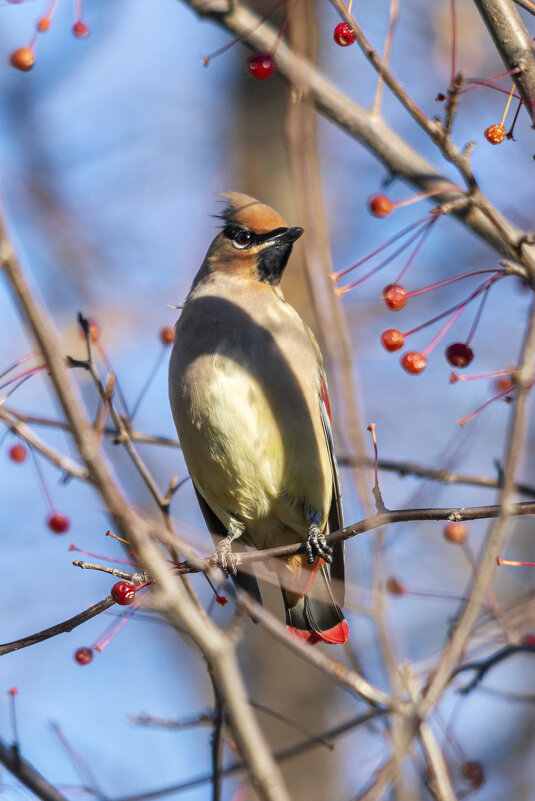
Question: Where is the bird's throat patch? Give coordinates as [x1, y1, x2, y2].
[256, 243, 293, 285]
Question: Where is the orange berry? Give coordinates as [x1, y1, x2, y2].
[382, 284, 407, 311]
[369, 194, 394, 218]
[494, 375, 513, 393]
[484, 124, 505, 145]
[386, 576, 405, 595]
[37, 17, 51, 32]
[401, 351, 427, 374]
[9, 443, 27, 463]
[10, 47, 35, 72]
[381, 329, 404, 352]
[444, 522, 467, 544]
[160, 326, 175, 346]
[72, 21, 90, 38]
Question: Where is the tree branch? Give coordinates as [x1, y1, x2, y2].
[0, 740, 69, 801]
[179, 0, 535, 271]
[473, 0, 535, 124]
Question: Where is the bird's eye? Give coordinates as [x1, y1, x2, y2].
[233, 230, 252, 248]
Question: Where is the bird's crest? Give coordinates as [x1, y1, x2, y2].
[217, 192, 288, 235]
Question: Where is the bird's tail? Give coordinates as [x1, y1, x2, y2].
[280, 557, 349, 645]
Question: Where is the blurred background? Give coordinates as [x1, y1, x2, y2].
[0, 0, 534, 799]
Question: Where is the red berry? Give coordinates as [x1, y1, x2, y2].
[10, 47, 35, 72]
[47, 512, 70, 534]
[461, 761, 484, 788]
[74, 647, 93, 665]
[8, 687, 18, 695]
[401, 351, 427, 374]
[444, 522, 467, 544]
[247, 53, 275, 80]
[446, 342, 474, 368]
[9, 443, 27, 463]
[381, 328, 404, 352]
[37, 17, 51, 32]
[484, 124, 505, 144]
[111, 580, 136, 605]
[216, 595, 228, 606]
[369, 194, 394, 218]
[386, 576, 405, 595]
[160, 326, 175, 346]
[382, 284, 408, 311]
[522, 634, 535, 646]
[495, 375, 513, 393]
[333, 22, 355, 47]
[72, 21, 90, 38]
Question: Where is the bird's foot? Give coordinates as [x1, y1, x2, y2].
[211, 535, 239, 576]
[304, 524, 332, 565]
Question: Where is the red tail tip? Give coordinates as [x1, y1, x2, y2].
[286, 620, 350, 645]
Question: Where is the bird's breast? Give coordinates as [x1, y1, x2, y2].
[168, 288, 332, 544]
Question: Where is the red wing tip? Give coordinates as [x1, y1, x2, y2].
[317, 620, 350, 644]
[286, 620, 350, 646]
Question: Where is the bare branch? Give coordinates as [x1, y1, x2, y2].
[0, 406, 88, 480]
[0, 739, 69, 801]
[112, 709, 387, 801]
[179, 0, 535, 269]
[473, 0, 535, 123]
[0, 597, 114, 656]
[340, 455, 535, 498]
[422, 298, 535, 714]
[0, 204, 291, 801]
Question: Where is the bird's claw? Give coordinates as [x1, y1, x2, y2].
[305, 524, 332, 564]
[212, 538, 238, 576]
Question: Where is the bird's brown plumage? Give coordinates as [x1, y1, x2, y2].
[168, 193, 348, 644]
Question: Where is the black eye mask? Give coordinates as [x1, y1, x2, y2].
[222, 225, 289, 249]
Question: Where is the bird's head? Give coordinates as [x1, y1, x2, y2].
[206, 192, 304, 286]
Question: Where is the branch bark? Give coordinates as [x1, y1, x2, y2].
[0, 740, 69, 801]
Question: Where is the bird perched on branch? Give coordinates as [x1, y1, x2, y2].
[168, 192, 348, 644]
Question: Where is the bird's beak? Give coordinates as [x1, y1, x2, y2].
[276, 227, 304, 245]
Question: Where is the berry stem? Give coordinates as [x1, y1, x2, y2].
[408, 273, 502, 338]
[29, 444, 55, 512]
[421, 302, 466, 358]
[499, 83, 516, 127]
[336, 223, 428, 295]
[457, 387, 512, 426]
[92, 603, 138, 652]
[40, 0, 60, 28]
[450, 367, 513, 382]
[395, 214, 438, 284]
[507, 97, 523, 139]
[69, 544, 138, 566]
[0, 353, 37, 383]
[407, 269, 503, 299]
[0, 364, 46, 393]
[392, 187, 457, 209]
[202, 0, 286, 64]
[497, 556, 535, 567]
[9, 691, 19, 751]
[465, 278, 494, 344]
[130, 348, 166, 422]
[269, 0, 295, 56]
[331, 214, 430, 282]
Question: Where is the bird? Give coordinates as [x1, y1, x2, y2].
[168, 192, 349, 644]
